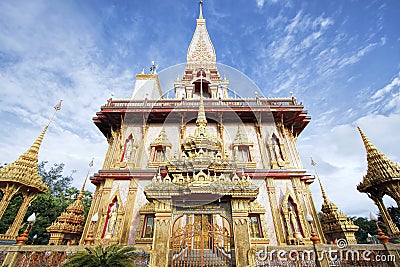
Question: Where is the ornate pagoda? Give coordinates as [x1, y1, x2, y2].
[0, 102, 61, 243]
[311, 160, 359, 244]
[81, 3, 325, 266]
[46, 179, 87, 245]
[357, 127, 400, 237]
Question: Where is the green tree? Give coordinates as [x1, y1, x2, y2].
[352, 216, 378, 243]
[62, 245, 136, 267]
[386, 206, 400, 229]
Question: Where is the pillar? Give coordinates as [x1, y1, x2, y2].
[5, 193, 36, 238]
[151, 200, 172, 267]
[231, 199, 251, 267]
[374, 196, 400, 235]
[265, 178, 285, 244]
[120, 179, 138, 244]
[0, 185, 19, 220]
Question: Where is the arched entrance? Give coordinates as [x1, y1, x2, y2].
[170, 214, 233, 266]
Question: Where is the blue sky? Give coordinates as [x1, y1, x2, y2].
[0, 0, 399, 217]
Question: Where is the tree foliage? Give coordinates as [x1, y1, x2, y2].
[0, 194, 22, 234]
[352, 216, 378, 244]
[62, 245, 137, 267]
[386, 206, 400, 229]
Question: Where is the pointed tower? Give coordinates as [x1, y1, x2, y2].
[357, 127, 400, 237]
[174, 0, 228, 99]
[0, 101, 61, 242]
[311, 160, 359, 244]
[46, 170, 88, 245]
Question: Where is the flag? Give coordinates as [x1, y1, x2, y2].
[89, 158, 94, 167]
[54, 100, 63, 110]
[310, 157, 316, 166]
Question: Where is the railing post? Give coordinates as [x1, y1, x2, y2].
[384, 243, 400, 267]
[2, 250, 21, 267]
[313, 244, 330, 267]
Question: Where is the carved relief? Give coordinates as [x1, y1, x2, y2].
[267, 129, 290, 169]
[101, 189, 126, 244]
[281, 187, 308, 245]
[120, 133, 139, 168]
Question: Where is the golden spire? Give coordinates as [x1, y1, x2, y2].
[357, 126, 400, 190]
[196, 74, 207, 127]
[310, 158, 338, 213]
[77, 158, 93, 200]
[0, 100, 62, 193]
[311, 158, 359, 244]
[196, 96, 207, 127]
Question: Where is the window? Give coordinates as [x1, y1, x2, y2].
[237, 146, 250, 162]
[249, 215, 262, 238]
[142, 214, 155, 238]
[154, 147, 166, 162]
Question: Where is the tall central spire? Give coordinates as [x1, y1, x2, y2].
[186, 0, 216, 67]
[175, 1, 226, 100]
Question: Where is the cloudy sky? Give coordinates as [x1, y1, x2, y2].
[0, 0, 399, 218]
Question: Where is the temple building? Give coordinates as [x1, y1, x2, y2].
[80, 2, 329, 266]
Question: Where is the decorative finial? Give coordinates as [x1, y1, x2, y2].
[150, 60, 158, 74]
[311, 158, 328, 202]
[78, 158, 94, 200]
[196, 70, 207, 127]
[30, 99, 63, 157]
[199, 0, 204, 19]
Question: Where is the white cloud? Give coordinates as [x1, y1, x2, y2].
[256, 0, 280, 8]
[371, 75, 400, 100]
[0, 1, 134, 189]
[285, 11, 304, 33]
[338, 42, 378, 68]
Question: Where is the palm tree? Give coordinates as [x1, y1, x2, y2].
[62, 245, 136, 267]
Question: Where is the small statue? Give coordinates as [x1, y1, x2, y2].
[105, 203, 118, 238]
[247, 245, 258, 267]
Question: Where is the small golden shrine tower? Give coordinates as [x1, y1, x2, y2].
[0, 101, 61, 243]
[46, 176, 87, 245]
[357, 127, 400, 237]
[81, 2, 325, 266]
[311, 160, 359, 244]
